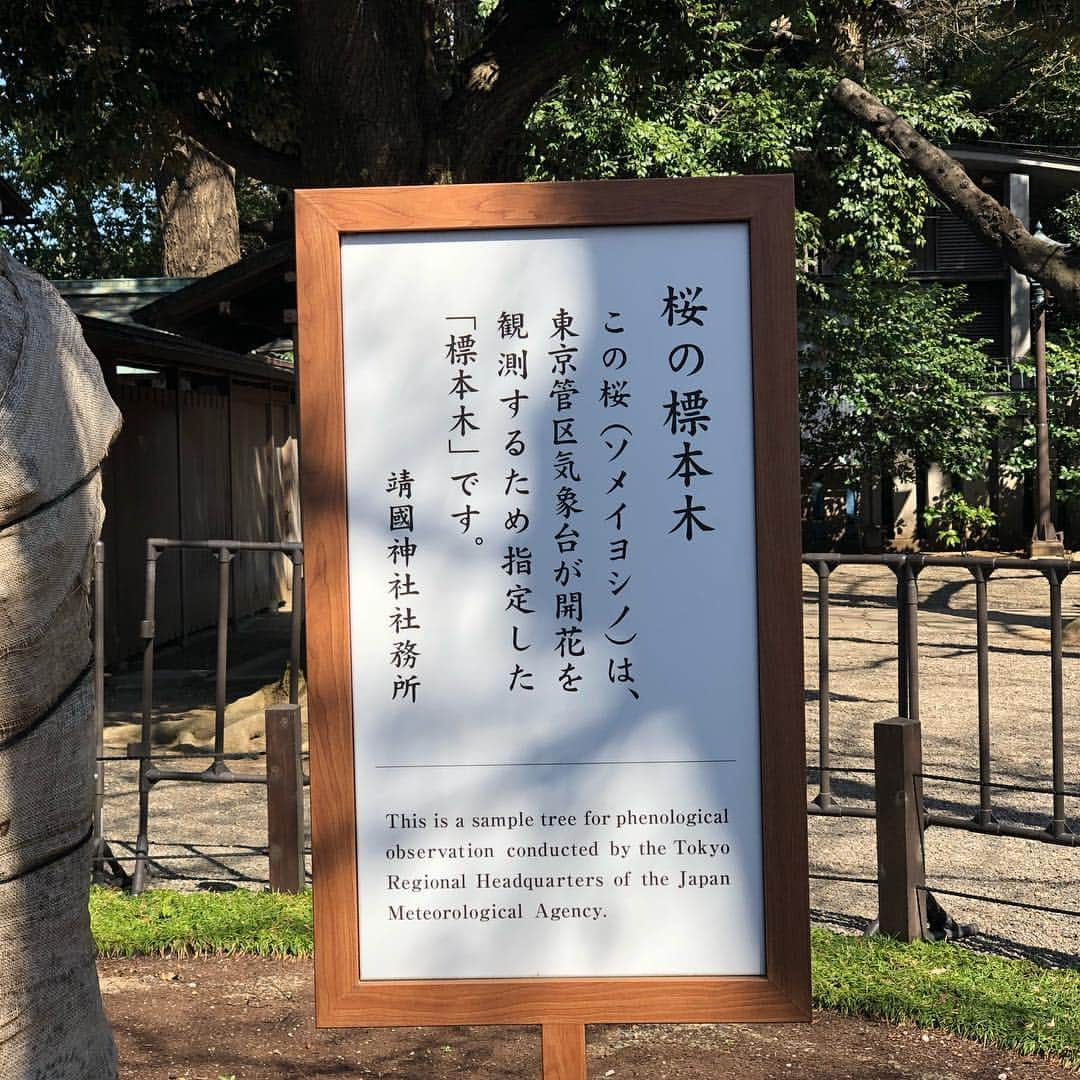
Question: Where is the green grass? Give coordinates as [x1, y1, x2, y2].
[811, 926, 1080, 1066]
[90, 890, 1080, 1066]
[89, 886, 313, 958]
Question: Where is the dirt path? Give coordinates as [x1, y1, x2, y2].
[101, 954, 1073, 1079]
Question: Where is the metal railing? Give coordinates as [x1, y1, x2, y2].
[92, 542, 1075, 935]
[803, 552, 1078, 846]
[91, 538, 306, 893]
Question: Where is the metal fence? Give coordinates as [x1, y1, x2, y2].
[92, 538, 307, 894]
[91, 541, 1076, 940]
[804, 551, 1079, 941]
[804, 552, 1078, 846]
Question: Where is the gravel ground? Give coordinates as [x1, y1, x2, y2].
[98, 610, 313, 890]
[99, 565, 1080, 964]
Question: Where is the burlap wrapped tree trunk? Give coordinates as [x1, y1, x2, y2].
[0, 249, 120, 1078]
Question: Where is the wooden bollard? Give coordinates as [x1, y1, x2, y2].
[873, 717, 927, 941]
[266, 703, 305, 892]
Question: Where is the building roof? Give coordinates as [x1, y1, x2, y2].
[79, 315, 294, 384]
[132, 241, 295, 352]
[52, 275, 293, 385]
[950, 142, 1080, 174]
[55, 277, 197, 323]
[949, 142, 1080, 213]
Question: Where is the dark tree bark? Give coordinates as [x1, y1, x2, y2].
[296, 0, 440, 186]
[831, 77, 1080, 316]
[69, 190, 106, 272]
[287, 0, 598, 186]
[440, 1, 595, 181]
[153, 4, 608, 271]
[156, 140, 241, 277]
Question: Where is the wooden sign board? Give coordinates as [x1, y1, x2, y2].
[295, 177, 808, 1077]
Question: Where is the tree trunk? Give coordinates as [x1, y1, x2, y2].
[915, 459, 928, 544]
[157, 140, 241, 277]
[297, 0, 438, 185]
[168, 3, 601, 190]
[831, 77, 1080, 316]
[441, 1, 595, 182]
[69, 190, 107, 274]
[0, 250, 120, 1077]
[292, 0, 599, 186]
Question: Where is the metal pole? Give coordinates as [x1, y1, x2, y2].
[92, 541, 106, 873]
[894, 560, 919, 721]
[213, 548, 233, 773]
[904, 562, 920, 723]
[815, 561, 832, 809]
[1035, 304, 1056, 540]
[895, 567, 909, 718]
[289, 549, 304, 706]
[132, 540, 160, 895]
[1031, 297, 1063, 554]
[1047, 568, 1068, 838]
[973, 565, 993, 826]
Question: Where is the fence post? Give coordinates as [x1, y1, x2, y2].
[212, 548, 233, 775]
[971, 564, 994, 827]
[873, 717, 926, 942]
[266, 703, 305, 892]
[814, 560, 832, 810]
[1046, 566, 1069, 839]
[92, 541, 106, 870]
[131, 539, 161, 895]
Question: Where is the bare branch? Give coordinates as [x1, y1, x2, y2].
[831, 76, 1080, 315]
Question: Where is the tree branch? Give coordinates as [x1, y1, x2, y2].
[172, 99, 301, 190]
[440, 0, 597, 181]
[831, 76, 1080, 316]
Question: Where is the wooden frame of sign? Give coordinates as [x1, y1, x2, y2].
[296, 176, 808, 1080]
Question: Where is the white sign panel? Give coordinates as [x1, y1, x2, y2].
[341, 223, 761, 980]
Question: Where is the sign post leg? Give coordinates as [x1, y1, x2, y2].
[542, 1023, 586, 1079]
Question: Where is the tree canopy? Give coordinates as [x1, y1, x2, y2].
[3, 1, 1080, 538]
[800, 279, 1000, 487]
[2, 3, 1078, 285]
[0, 1, 709, 189]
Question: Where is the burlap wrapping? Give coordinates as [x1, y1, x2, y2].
[0, 248, 120, 528]
[0, 673, 96, 880]
[0, 477, 101, 740]
[0, 841, 116, 1080]
[0, 248, 118, 1078]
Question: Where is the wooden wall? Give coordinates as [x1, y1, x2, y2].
[101, 385, 183, 659]
[101, 377, 299, 664]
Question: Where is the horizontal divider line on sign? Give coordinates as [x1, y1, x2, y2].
[374, 758, 738, 769]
